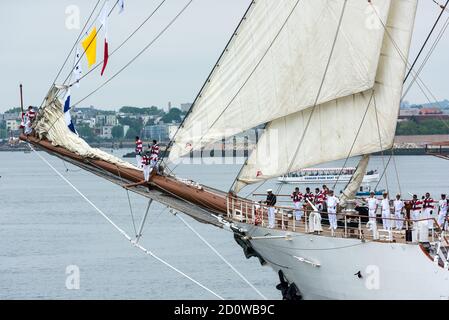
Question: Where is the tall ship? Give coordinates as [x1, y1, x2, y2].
[20, 0, 449, 299]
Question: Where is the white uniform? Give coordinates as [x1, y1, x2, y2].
[142, 155, 151, 181]
[438, 199, 448, 228]
[294, 202, 303, 221]
[381, 198, 391, 230]
[291, 193, 303, 221]
[24, 114, 32, 135]
[393, 199, 404, 230]
[268, 207, 275, 228]
[367, 197, 379, 228]
[326, 196, 339, 230]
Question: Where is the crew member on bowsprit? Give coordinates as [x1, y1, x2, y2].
[149, 140, 160, 173]
[135, 136, 143, 169]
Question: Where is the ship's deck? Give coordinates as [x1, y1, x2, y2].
[225, 194, 448, 246]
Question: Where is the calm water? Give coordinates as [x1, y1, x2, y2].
[1, 150, 448, 299]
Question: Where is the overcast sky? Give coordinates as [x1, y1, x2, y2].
[0, 0, 448, 112]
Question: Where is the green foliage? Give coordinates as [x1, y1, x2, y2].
[119, 106, 164, 116]
[160, 108, 182, 123]
[125, 127, 138, 139]
[76, 125, 94, 139]
[118, 117, 143, 134]
[0, 128, 7, 139]
[111, 125, 124, 139]
[5, 107, 21, 114]
[396, 119, 449, 135]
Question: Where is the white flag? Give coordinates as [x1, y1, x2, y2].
[118, 0, 125, 14]
[72, 48, 82, 87]
[99, 0, 109, 28]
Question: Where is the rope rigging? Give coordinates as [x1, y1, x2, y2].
[173, 212, 268, 300]
[71, 0, 194, 107]
[195, 0, 303, 146]
[350, 0, 449, 195]
[403, 0, 449, 83]
[402, 9, 449, 100]
[273, 0, 349, 197]
[29, 144, 225, 300]
[331, 91, 376, 191]
[40, 0, 183, 141]
[52, 0, 103, 87]
[115, 165, 138, 237]
[372, 94, 390, 194]
[37, 0, 104, 109]
[159, 0, 259, 166]
[68, 0, 168, 87]
[61, 0, 120, 87]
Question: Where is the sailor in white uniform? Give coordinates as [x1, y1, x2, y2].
[326, 190, 339, 231]
[393, 194, 405, 230]
[438, 194, 448, 229]
[381, 192, 391, 230]
[366, 192, 379, 230]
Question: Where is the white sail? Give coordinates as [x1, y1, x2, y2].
[234, 0, 417, 192]
[339, 155, 370, 206]
[169, 0, 391, 162]
[33, 87, 137, 171]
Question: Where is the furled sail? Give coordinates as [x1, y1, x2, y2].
[339, 155, 370, 207]
[168, 0, 391, 162]
[233, 0, 417, 192]
[32, 86, 137, 170]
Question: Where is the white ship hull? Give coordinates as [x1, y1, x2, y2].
[277, 173, 379, 184]
[236, 223, 449, 300]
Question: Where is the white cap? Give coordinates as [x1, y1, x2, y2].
[267, 189, 273, 192]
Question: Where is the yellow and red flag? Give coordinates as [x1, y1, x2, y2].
[81, 27, 97, 68]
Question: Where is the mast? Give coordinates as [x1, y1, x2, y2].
[19, 84, 24, 114]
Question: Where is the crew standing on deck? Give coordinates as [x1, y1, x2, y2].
[135, 136, 143, 168]
[366, 191, 379, 230]
[291, 187, 303, 222]
[304, 187, 314, 203]
[326, 190, 339, 231]
[393, 194, 405, 230]
[438, 194, 448, 229]
[423, 192, 435, 229]
[410, 194, 422, 223]
[314, 188, 324, 211]
[381, 192, 391, 230]
[265, 189, 277, 229]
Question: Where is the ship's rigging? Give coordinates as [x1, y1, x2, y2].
[19, 0, 449, 299]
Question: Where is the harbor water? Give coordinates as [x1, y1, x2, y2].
[1, 150, 448, 299]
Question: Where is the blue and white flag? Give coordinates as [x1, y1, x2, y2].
[63, 90, 77, 134]
[118, 0, 125, 14]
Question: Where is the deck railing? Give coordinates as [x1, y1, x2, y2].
[225, 194, 449, 246]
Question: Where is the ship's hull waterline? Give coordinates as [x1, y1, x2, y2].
[236, 223, 449, 300]
[21, 135, 449, 300]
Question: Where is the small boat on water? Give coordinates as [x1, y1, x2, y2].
[278, 167, 380, 184]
